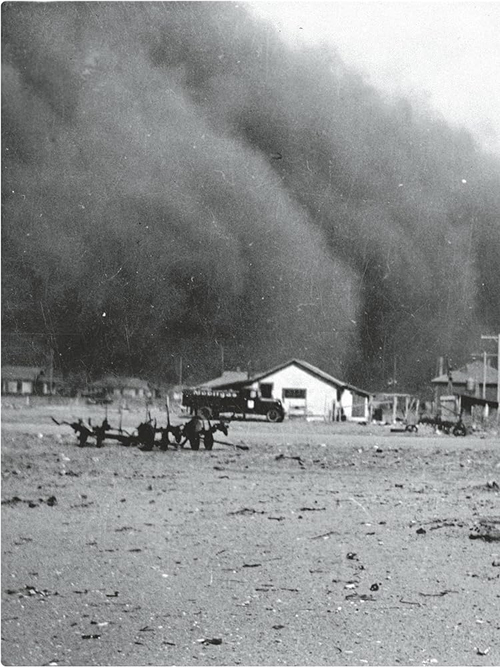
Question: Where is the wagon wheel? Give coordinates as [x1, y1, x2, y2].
[453, 423, 467, 437]
[266, 408, 281, 423]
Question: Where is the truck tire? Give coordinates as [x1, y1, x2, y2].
[190, 438, 200, 450]
[266, 408, 281, 423]
[198, 406, 213, 419]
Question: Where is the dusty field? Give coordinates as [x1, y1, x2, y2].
[2, 404, 500, 666]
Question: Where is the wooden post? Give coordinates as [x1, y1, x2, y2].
[392, 395, 398, 423]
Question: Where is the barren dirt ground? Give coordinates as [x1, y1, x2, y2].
[2, 404, 500, 667]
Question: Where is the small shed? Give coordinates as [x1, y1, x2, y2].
[243, 359, 371, 421]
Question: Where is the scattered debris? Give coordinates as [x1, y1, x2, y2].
[345, 592, 376, 602]
[229, 507, 265, 515]
[243, 563, 261, 568]
[418, 590, 458, 597]
[370, 583, 380, 591]
[81, 634, 101, 640]
[470, 518, 500, 542]
[7, 585, 58, 598]
[275, 454, 304, 466]
[1, 496, 24, 505]
[299, 506, 326, 511]
[416, 527, 427, 535]
[429, 521, 463, 530]
[346, 552, 358, 560]
[272, 624, 285, 630]
[399, 598, 422, 607]
[476, 647, 491, 656]
[198, 637, 222, 645]
[311, 530, 340, 540]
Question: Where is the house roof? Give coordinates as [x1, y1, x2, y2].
[248, 359, 372, 397]
[432, 360, 498, 386]
[93, 376, 150, 390]
[199, 370, 249, 389]
[1, 366, 61, 382]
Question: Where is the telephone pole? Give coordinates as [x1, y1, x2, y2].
[481, 333, 500, 422]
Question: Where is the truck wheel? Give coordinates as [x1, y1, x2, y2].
[198, 406, 212, 419]
[190, 437, 200, 450]
[266, 409, 281, 423]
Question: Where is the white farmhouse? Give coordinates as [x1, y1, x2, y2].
[244, 359, 371, 421]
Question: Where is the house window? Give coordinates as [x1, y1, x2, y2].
[259, 383, 273, 399]
[283, 388, 306, 399]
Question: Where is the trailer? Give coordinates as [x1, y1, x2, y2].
[182, 387, 285, 422]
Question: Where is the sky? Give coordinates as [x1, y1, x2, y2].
[249, 1, 500, 155]
[2, 1, 499, 390]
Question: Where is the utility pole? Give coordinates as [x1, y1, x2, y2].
[481, 334, 500, 422]
[178, 356, 183, 386]
[483, 351, 487, 400]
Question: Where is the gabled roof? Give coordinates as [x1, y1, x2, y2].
[432, 360, 498, 385]
[2, 366, 50, 381]
[249, 359, 371, 397]
[199, 370, 249, 389]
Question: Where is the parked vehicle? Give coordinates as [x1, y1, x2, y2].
[182, 387, 285, 422]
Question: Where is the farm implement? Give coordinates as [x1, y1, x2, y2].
[51, 405, 242, 450]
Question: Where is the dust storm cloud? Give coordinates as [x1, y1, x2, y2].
[2, 2, 500, 390]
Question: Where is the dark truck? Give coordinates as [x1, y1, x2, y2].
[182, 387, 285, 422]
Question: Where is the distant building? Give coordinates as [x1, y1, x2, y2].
[197, 359, 371, 421]
[90, 376, 153, 399]
[1, 366, 61, 395]
[431, 360, 498, 403]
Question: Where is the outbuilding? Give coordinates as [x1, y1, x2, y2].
[242, 359, 371, 421]
[431, 360, 498, 403]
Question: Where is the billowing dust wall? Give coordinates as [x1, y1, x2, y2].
[2, 2, 500, 391]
